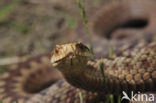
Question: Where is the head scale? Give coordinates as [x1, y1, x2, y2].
[51, 42, 91, 67]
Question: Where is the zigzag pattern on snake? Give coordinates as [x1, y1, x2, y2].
[0, 0, 156, 103]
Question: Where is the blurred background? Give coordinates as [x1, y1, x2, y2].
[0, 0, 112, 56]
[0, 0, 111, 69]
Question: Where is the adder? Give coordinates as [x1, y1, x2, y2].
[0, 0, 156, 103]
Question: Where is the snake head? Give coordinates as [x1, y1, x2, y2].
[51, 42, 92, 68]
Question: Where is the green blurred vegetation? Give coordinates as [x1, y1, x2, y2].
[0, 0, 30, 34]
[79, 92, 83, 103]
[0, 0, 21, 20]
[0, 65, 8, 74]
[77, 0, 95, 59]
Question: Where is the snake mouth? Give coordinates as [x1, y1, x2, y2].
[51, 55, 68, 66]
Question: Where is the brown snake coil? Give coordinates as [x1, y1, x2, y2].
[0, 0, 156, 103]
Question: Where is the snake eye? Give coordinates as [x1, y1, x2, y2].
[76, 42, 89, 52]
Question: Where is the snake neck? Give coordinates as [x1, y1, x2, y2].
[54, 54, 111, 93]
[63, 63, 107, 93]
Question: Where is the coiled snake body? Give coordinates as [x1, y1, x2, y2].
[0, 0, 156, 103]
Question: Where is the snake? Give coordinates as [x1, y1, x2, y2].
[0, 0, 156, 103]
